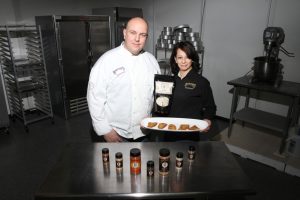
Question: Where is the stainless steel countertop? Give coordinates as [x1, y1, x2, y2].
[35, 141, 255, 199]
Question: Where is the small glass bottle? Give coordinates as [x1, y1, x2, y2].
[176, 152, 183, 169]
[103, 163, 110, 176]
[159, 148, 170, 176]
[102, 148, 109, 165]
[147, 160, 154, 177]
[188, 145, 196, 161]
[115, 152, 123, 171]
[130, 148, 141, 175]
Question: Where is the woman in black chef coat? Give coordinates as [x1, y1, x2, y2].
[164, 41, 217, 141]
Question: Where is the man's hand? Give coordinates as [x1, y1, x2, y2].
[103, 129, 124, 142]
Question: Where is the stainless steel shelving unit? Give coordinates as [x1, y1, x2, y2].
[155, 25, 204, 75]
[0, 25, 53, 131]
[155, 46, 204, 75]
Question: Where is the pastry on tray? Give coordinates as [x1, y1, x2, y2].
[168, 124, 177, 130]
[189, 125, 200, 131]
[179, 124, 190, 130]
[147, 122, 157, 128]
[158, 123, 167, 129]
[143, 118, 205, 131]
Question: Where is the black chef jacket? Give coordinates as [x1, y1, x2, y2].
[169, 69, 216, 120]
[163, 69, 216, 142]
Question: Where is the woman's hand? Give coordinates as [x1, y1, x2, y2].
[202, 119, 212, 132]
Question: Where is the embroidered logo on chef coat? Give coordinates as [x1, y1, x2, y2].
[185, 82, 196, 90]
[113, 67, 125, 76]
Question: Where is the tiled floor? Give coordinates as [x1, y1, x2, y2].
[0, 113, 300, 200]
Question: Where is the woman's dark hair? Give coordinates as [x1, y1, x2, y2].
[170, 41, 200, 75]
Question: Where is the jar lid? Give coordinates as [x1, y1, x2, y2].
[102, 148, 109, 153]
[130, 148, 141, 156]
[115, 152, 122, 158]
[159, 148, 170, 157]
[147, 160, 154, 167]
[176, 152, 183, 158]
[189, 145, 195, 151]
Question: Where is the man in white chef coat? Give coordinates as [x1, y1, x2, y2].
[87, 17, 160, 142]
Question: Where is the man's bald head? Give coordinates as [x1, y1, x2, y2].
[126, 17, 148, 30]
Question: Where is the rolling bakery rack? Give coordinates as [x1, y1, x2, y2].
[0, 25, 53, 132]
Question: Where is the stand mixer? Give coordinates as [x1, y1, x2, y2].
[249, 27, 294, 87]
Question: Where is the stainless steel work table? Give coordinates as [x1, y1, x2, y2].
[35, 141, 255, 199]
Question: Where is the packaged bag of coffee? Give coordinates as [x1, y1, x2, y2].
[153, 74, 175, 116]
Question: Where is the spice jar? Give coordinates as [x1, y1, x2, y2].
[147, 160, 154, 177]
[103, 163, 110, 176]
[115, 152, 123, 170]
[159, 148, 170, 176]
[130, 148, 141, 175]
[102, 148, 109, 165]
[176, 152, 183, 169]
[188, 145, 196, 160]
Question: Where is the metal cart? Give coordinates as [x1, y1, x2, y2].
[0, 25, 53, 132]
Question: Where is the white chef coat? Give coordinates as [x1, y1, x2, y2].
[87, 43, 160, 139]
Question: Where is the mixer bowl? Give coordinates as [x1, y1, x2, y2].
[253, 56, 282, 82]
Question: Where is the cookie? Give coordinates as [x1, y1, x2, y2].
[179, 124, 190, 130]
[147, 122, 157, 128]
[168, 124, 177, 130]
[158, 123, 167, 129]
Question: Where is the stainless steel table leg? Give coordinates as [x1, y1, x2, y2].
[291, 97, 300, 126]
[279, 97, 297, 154]
[242, 88, 250, 127]
[228, 87, 239, 137]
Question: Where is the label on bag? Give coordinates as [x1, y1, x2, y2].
[155, 81, 174, 94]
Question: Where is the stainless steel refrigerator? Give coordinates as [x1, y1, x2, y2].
[35, 15, 111, 119]
[92, 7, 143, 47]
